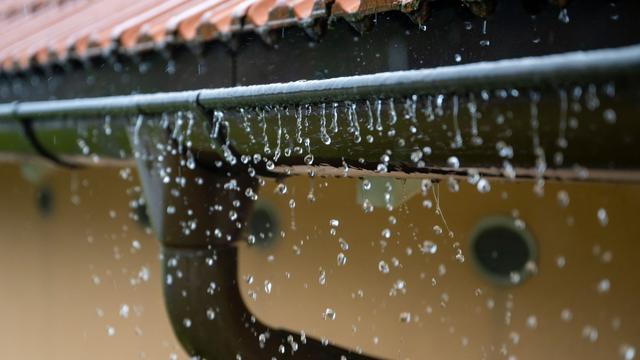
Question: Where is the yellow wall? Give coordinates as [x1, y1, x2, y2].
[239, 176, 640, 360]
[0, 162, 638, 359]
[0, 164, 186, 359]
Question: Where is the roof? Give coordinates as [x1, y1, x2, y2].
[0, 0, 443, 73]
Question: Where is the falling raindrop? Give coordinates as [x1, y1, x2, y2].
[378, 260, 390, 274]
[447, 177, 460, 192]
[603, 109, 617, 124]
[206, 308, 216, 320]
[119, 304, 130, 318]
[399, 312, 412, 323]
[420, 240, 438, 254]
[319, 269, 327, 285]
[560, 308, 573, 322]
[304, 154, 314, 165]
[557, 190, 570, 208]
[597, 208, 609, 227]
[106, 326, 116, 337]
[476, 178, 491, 193]
[619, 344, 636, 360]
[275, 183, 288, 195]
[582, 325, 599, 342]
[339, 238, 349, 251]
[337, 252, 347, 266]
[323, 308, 336, 320]
[447, 156, 460, 169]
[597, 278, 611, 293]
[558, 8, 570, 23]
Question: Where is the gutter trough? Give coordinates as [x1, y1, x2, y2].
[1, 44, 639, 119]
[0, 45, 639, 182]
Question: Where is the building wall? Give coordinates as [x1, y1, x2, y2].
[0, 162, 638, 359]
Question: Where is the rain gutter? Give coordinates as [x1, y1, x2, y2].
[0, 44, 639, 119]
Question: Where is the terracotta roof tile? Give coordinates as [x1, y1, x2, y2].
[0, 0, 500, 73]
[194, 0, 256, 41]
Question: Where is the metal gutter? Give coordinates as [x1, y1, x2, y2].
[1, 44, 639, 120]
[0, 44, 639, 183]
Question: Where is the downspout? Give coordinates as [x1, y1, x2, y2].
[130, 114, 375, 359]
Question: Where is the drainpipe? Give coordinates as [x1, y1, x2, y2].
[130, 115, 375, 359]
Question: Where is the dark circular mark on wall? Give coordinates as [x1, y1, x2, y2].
[469, 216, 537, 286]
[36, 186, 53, 217]
[247, 203, 278, 247]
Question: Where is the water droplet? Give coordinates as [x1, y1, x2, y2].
[323, 308, 336, 320]
[603, 108, 617, 124]
[183, 318, 192, 328]
[410, 149, 423, 163]
[560, 308, 573, 322]
[266, 161, 275, 170]
[378, 260, 390, 274]
[339, 238, 349, 251]
[558, 8, 570, 23]
[476, 178, 491, 193]
[275, 183, 288, 195]
[329, 219, 340, 227]
[264, 280, 272, 294]
[447, 177, 460, 192]
[362, 199, 374, 213]
[597, 278, 611, 293]
[106, 326, 116, 336]
[557, 190, 570, 208]
[304, 154, 314, 165]
[447, 156, 460, 169]
[206, 308, 216, 320]
[399, 312, 412, 323]
[337, 252, 347, 266]
[376, 163, 388, 173]
[619, 344, 636, 360]
[420, 240, 438, 254]
[582, 325, 599, 342]
[433, 225, 443, 235]
[526, 315, 538, 329]
[597, 208, 609, 226]
[454, 53, 462, 63]
[119, 304, 130, 318]
[319, 269, 327, 285]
